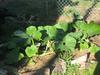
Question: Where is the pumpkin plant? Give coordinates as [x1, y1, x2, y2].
[4, 21, 100, 64]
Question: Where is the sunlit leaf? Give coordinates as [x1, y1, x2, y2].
[25, 45, 37, 57]
[54, 23, 69, 32]
[38, 26, 45, 31]
[44, 26, 57, 39]
[33, 31, 42, 40]
[58, 35, 76, 51]
[18, 53, 24, 61]
[75, 21, 100, 36]
[68, 32, 82, 40]
[80, 42, 89, 50]
[26, 26, 42, 40]
[26, 26, 37, 36]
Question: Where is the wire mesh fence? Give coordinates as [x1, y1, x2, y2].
[0, 0, 99, 24]
[56, 0, 100, 23]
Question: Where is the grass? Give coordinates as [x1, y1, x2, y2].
[64, 62, 100, 75]
[80, 63, 96, 75]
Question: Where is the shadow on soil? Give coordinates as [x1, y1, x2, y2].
[93, 51, 100, 75]
[33, 53, 58, 75]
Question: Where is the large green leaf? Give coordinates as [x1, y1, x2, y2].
[44, 26, 57, 39]
[33, 31, 42, 40]
[58, 35, 76, 51]
[25, 45, 37, 57]
[26, 26, 42, 40]
[75, 21, 100, 36]
[67, 32, 82, 40]
[38, 26, 45, 31]
[87, 22, 100, 36]
[26, 26, 37, 36]
[54, 23, 69, 32]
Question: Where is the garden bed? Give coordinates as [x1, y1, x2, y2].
[0, 0, 100, 75]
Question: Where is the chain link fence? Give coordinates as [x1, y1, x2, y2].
[56, 0, 100, 23]
[0, 0, 99, 24]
